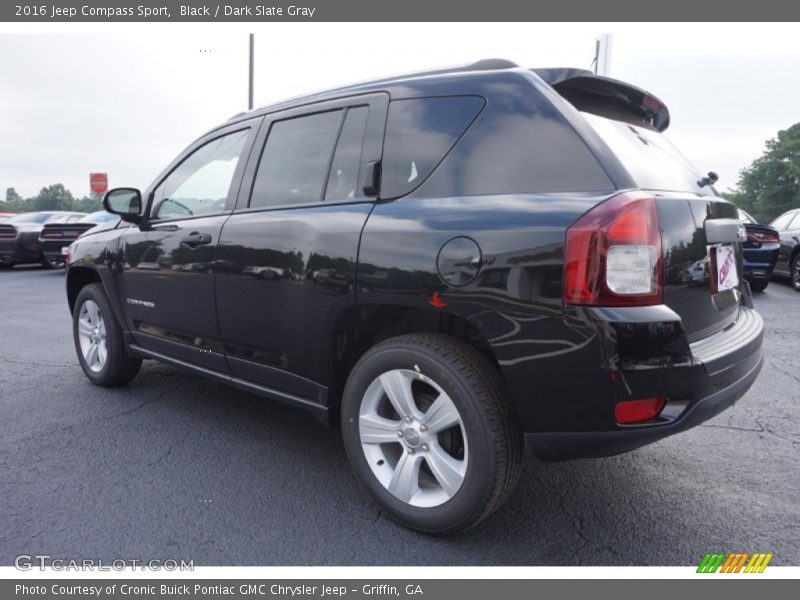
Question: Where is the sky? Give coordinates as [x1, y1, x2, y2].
[1, 23, 799, 199]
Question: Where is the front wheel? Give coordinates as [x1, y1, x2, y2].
[73, 283, 142, 386]
[749, 279, 769, 293]
[341, 333, 522, 533]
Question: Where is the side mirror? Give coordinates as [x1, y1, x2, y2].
[103, 188, 143, 224]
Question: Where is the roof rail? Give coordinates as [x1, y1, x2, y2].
[313, 58, 520, 90]
[228, 59, 520, 122]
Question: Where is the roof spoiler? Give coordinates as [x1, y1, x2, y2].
[533, 68, 670, 132]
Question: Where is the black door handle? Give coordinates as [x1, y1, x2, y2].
[180, 232, 212, 247]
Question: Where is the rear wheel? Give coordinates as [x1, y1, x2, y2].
[341, 333, 522, 533]
[749, 279, 769, 293]
[42, 256, 65, 269]
[792, 254, 800, 291]
[73, 283, 142, 386]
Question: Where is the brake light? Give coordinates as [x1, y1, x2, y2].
[615, 397, 667, 425]
[564, 191, 663, 306]
[747, 230, 779, 243]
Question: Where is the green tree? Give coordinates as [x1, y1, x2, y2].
[75, 195, 102, 213]
[30, 183, 76, 211]
[730, 122, 800, 223]
[5, 187, 22, 206]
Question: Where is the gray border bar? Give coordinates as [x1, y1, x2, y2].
[3, 1, 800, 22]
[3, 579, 798, 600]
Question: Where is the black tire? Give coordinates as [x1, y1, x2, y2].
[72, 283, 142, 386]
[749, 279, 769, 293]
[792, 254, 800, 291]
[42, 256, 64, 269]
[341, 333, 523, 534]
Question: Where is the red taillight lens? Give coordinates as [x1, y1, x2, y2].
[564, 191, 663, 306]
[615, 397, 667, 425]
[747, 231, 779, 243]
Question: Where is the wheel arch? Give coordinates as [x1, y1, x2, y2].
[328, 304, 500, 412]
[66, 266, 126, 326]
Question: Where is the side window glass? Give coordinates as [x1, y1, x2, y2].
[788, 213, 800, 231]
[325, 106, 369, 201]
[250, 110, 342, 208]
[152, 130, 249, 220]
[380, 96, 485, 199]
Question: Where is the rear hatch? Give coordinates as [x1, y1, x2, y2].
[657, 195, 741, 341]
[546, 70, 744, 341]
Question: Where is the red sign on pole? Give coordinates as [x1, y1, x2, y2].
[90, 173, 108, 195]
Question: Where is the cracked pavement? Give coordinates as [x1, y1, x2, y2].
[1, 266, 798, 565]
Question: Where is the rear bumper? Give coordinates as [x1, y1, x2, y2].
[40, 239, 70, 260]
[526, 306, 764, 461]
[0, 233, 42, 264]
[742, 245, 779, 279]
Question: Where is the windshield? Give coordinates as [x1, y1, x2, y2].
[581, 112, 713, 196]
[6, 212, 54, 224]
[79, 211, 118, 224]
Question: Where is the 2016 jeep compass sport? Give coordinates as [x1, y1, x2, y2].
[66, 60, 764, 533]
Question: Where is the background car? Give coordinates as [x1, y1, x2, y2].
[768, 208, 800, 291]
[0, 212, 14, 221]
[39, 210, 120, 268]
[738, 209, 780, 292]
[0, 211, 86, 268]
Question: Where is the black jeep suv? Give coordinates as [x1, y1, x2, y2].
[65, 60, 764, 533]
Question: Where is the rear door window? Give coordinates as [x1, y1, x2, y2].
[325, 106, 369, 201]
[250, 110, 342, 208]
[380, 96, 485, 199]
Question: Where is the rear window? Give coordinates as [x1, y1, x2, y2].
[769, 211, 796, 231]
[582, 112, 713, 196]
[79, 211, 118, 224]
[6, 212, 52, 223]
[381, 96, 485, 199]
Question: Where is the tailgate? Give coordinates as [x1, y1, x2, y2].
[658, 195, 743, 342]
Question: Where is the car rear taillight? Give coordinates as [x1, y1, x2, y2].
[564, 191, 663, 306]
[747, 231, 779, 243]
[615, 397, 667, 425]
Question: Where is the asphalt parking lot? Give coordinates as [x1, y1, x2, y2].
[1, 265, 798, 566]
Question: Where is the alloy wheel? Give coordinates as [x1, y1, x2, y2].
[793, 255, 800, 290]
[77, 299, 108, 372]
[358, 369, 468, 508]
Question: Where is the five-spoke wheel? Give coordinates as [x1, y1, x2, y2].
[342, 333, 522, 533]
[359, 369, 468, 508]
[77, 299, 108, 372]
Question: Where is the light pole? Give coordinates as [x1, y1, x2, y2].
[248, 33, 254, 110]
